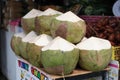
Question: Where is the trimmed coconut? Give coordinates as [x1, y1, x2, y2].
[76, 37, 112, 71]
[27, 34, 53, 68]
[41, 36, 79, 75]
[35, 8, 63, 35]
[19, 31, 37, 60]
[21, 9, 42, 33]
[51, 11, 86, 43]
[11, 32, 26, 56]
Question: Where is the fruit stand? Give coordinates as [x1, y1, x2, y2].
[10, 8, 119, 80]
[0, 4, 120, 80]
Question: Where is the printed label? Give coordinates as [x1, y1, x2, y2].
[16, 57, 51, 80]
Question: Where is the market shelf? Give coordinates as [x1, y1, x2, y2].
[48, 67, 110, 80]
[17, 56, 110, 80]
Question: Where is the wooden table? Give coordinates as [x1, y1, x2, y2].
[49, 68, 110, 80]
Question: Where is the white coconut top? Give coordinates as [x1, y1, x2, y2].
[22, 31, 37, 42]
[81, 37, 87, 42]
[14, 32, 26, 38]
[76, 37, 111, 50]
[38, 8, 62, 16]
[28, 34, 52, 46]
[23, 9, 42, 18]
[42, 36, 77, 51]
[35, 34, 53, 46]
[56, 11, 84, 22]
[28, 35, 40, 43]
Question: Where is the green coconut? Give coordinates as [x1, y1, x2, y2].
[21, 9, 42, 33]
[51, 11, 86, 43]
[27, 34, 53, 68]
[35, 8, 62, 35]
[41, 36, 79, 75]
[76, 37, 112, 71]
[11, 32, 26, 56]
[19, 31, 37, 60]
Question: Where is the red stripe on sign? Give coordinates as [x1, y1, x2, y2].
[109, 63, 119, 68]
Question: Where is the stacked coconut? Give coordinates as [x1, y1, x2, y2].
[21, 9, 42, 33]
[11, 8, 112, 75]
[76, 37, 112, 71]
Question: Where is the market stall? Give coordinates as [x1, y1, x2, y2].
[11, 8, 119, 80]
[0, 0, 120, 80]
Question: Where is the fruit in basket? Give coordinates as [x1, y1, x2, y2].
[85, 16, 120, 46]
[35, 8, 62, 35]
[21, 9, 42, 33]
[41, 37, 79, 75]
[11, 32, 26, 56]
[19, 31, 37, 60]
[76, 37, 112, 71]
[51, 11, 86, 43]
[27, 34, 53, 68]
[115, 31, 120, 42]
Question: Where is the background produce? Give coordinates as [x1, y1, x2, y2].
[80, 16, 120, 46]
[79, 0, 115, 15]
[77, 37, 112, 71]
[35, 0, 115, 15]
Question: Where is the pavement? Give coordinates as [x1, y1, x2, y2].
[0, 71, 7, 80]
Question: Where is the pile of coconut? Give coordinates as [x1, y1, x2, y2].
[21, 9, 42, 33]
[11, 8, 112, 75]
[21, 8, 86, 43]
